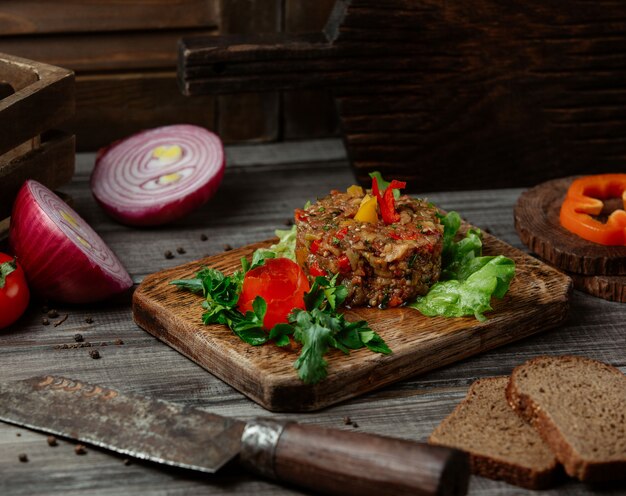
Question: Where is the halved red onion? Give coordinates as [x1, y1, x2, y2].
[91, 124, 225, 226]
[9, 180, 133, 304]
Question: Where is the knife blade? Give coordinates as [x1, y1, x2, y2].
[0, 376, 469, 496]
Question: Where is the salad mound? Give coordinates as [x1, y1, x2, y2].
[294, 181, 444, 308]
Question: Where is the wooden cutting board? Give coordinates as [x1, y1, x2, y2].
[515, 176, 626, 302]
[132, 231, 571, 412]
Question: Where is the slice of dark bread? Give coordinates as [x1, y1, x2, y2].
[507, 355, 626, 483]
[429, 377, 560, 489]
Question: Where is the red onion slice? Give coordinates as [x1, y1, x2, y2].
[9, 180, 133, 304]
[91, 124, 225, 226]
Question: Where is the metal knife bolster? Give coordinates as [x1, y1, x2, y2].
[239, 419, 290, 479]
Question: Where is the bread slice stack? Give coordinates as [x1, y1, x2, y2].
[429, 355, 626, 489]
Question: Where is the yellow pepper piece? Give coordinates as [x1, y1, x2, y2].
[354, 194, 378, 223]
[347, 185, 364, 197]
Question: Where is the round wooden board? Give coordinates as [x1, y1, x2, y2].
[569, 272, 626, 303]
[515, 177, 626, 302]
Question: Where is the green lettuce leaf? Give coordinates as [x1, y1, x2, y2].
[410, 255, 515, 321]
[410, 211, 516, 320]
[250, 225, 297, 266]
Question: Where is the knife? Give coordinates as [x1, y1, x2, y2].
[0, 375, 469, 496]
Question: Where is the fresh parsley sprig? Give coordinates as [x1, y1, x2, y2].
[172, 267, 268, 345]
[282, 274, 391, 384]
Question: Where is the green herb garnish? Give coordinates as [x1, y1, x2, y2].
[287, 274, 390, 383]
[172, 226, 391, 385]
[172, 266, 268, 346]
[369, 171, 401, 199]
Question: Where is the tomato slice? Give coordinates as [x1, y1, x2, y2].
[238, 257, 309, 330]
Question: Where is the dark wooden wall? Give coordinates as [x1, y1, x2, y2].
[0, 0, 337, 151]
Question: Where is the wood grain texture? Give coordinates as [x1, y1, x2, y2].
[68, 72, 215, 152]
[132, 232, 571, 412]
[0, 53, 74, 157]
[514, 177, 626, 303]
[0, 0, 218, 35]
[515, 177, 626, 302]
[180, 0, 626, 190]
[0, 137, 38, 166]
[0, 29, 216, 73]
[514, 177, 626, 275]
[283, 0, 338, 140]
[216, 0, 281, 143]
[0, 147, 624, 496]
[568, 272, 626, 303]
[273, 423, 469, 496]
[0, 132, 75, 219]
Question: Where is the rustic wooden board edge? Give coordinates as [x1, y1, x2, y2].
[133, 230, 572, 412]
[0, 52, 75, 157]
[514, 177, 626, 276]
[531, 251, 626, 303]
[0, 1, 219, 37]
[0, 131, 75, 219]
[569, 273, 626, 303]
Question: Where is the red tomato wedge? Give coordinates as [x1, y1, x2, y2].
[238, 258, 310, 330]
[0, 253, 30, 329]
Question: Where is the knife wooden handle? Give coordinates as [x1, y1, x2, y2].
[240, 420, 469, 496]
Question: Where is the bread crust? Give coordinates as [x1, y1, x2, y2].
[468, 452, 559, 490]
[506, 355, 626, 483]
[429, 377, 559, 489]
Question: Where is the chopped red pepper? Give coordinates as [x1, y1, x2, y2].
[294, 209, 307, 223]
[388, 295, 403, 308]
[372, 177, 406, 225]
[309, 261, 327, 277]
[390, 230, 419, 241]
[335, 227, 349, 239]
[309, 239, 321, 254]
[337, 255, 351, 274]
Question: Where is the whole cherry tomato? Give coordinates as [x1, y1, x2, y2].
[238, 257, 309, 330]
[0, 253, 30, 329]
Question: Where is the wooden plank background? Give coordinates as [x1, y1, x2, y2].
[0, 0, 219, 34]
[283, 0, 339, 140]
[0, 0, 337, 150]
[0, 142, 624, 495]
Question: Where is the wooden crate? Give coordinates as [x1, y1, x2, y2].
[0, 1, 337, 150]
[0, 52, 75, 236]
[0, 0, 218, 151]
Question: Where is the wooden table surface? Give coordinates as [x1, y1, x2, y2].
[0, 140, 624, 496]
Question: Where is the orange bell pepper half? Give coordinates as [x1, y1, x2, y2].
[559, 174, 626, 246]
